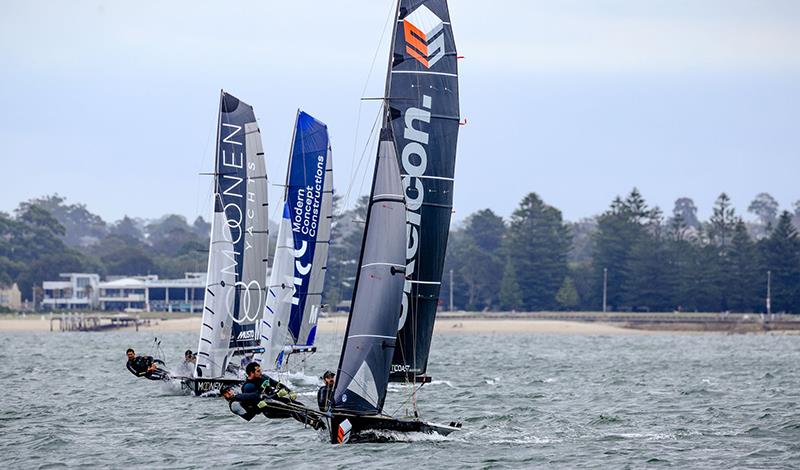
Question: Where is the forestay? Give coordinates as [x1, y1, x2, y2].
[258, 111, 333, 372]
[195, 91, 269, 379]
[386, 0, 461, 381]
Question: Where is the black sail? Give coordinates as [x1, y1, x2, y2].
[387, 0, 460, 381]
[332, 128, 406, 415]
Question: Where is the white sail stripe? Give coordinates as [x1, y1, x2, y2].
[407, 174, 454, 182]
[397, 20, 451, 25]
[408, 280, 441, 285]
[372, 193, 403, 199]
[392, 70, 457, 78]
[361, 262, 405, 269]
[348, 334, 396, 340]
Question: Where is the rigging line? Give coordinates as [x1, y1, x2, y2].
[346, 0, 397, 213]
[340, 106, 382, 216]
[387, 380, 427, 418]
[195, 99, 220, 232]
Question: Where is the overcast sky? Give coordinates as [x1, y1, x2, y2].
[1, 0, 798, 225]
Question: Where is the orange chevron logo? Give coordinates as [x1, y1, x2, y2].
[403, 5, 445, 68]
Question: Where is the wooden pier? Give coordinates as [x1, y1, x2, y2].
[50, 313, 150, 332]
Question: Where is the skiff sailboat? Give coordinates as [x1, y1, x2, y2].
[181, 91, 270, 396]
[326, 0, 462, 443]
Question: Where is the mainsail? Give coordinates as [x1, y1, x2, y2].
[332, 128, 406, 414]
[195, 91, 269, 379]
[386, 0, 461, 381]
[258, 111, 333, 372]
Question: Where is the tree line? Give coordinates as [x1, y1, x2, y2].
[442, 190, 800, 313]
[1, 191, 799, 313]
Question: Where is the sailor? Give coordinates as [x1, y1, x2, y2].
[125, 348, 168, 380]
[240, 352, 255, 371]
[220, 385, 262, 421]
[317, 370, 335, 412]
[222, 383, 324, 429]
[241, 363, 294, 400]
[176, 350, 195, 377]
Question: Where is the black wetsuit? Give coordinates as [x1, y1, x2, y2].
[232, 377, 323, 429]
[126, 356, 168, 380]
[241, 375, 283, 396]
[317, 384, 334, 412]
[227, 392, 264, 421]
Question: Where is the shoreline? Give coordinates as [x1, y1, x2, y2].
[1, 313, 797, 335]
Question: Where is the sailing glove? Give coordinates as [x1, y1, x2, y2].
[277, 389, 289, 399]
[257, 400, 268, 409]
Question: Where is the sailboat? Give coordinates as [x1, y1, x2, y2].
[326, 0, 461, 443]
[182, 91, 270, 396]
[256, 111, 333, 376]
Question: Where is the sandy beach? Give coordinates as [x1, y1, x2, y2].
[0, 314, 658, 335]
[3, 313, 796, 335]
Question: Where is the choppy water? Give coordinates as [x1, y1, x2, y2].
[1, 329, 799, 468]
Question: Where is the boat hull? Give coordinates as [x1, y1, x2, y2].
[179, 377, 243, 396]
[329, 414, 461, 444]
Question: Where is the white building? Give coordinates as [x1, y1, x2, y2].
[98, 273, 206, 312]
[42, 273, 100, 310]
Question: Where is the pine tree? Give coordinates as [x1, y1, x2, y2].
[499, 258, 522, 310]
[555, 277, 579, 310]
[761, 212, 800, 312]
[504, 193, 571, 310]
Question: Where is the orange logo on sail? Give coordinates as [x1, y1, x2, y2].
[403, 5, 445, 68]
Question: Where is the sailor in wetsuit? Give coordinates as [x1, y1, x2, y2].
[125, 348, 169, 380]
[317, 370, 335, 412]
[221, 363, 324, 429]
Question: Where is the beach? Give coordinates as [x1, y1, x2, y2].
[0, 313, 786, 335]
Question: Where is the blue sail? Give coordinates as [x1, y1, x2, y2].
[285, 112, 333, 345]
[259, 111, 333, 372]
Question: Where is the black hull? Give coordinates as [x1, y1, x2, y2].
[329, 414, 461, 444]
[179, 377, 243, 396]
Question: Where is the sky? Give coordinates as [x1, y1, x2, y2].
[1, 0, 798, 225]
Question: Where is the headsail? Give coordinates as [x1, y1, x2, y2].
[259, 111, 333, 372]
[386, 0, 460, 381]
[332, 128, 406, 414]
[195, 91, 269, 379]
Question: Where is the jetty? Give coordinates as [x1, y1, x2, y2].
[50, 313, 150, 332]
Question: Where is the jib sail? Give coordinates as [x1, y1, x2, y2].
[195, 91, 269, 379]
[332, 128, 406, 414]
[259, 111, 333, 371]
[386, 0, 460, 381]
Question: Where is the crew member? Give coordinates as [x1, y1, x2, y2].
[176, 350, 196, 377]
[226, 364, 324, 429]
[317, 370, 335, 412]
[125, 348, 168, 380]
[241, 363, 291, 399]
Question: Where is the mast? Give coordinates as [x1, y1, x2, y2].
[195, 91, 269, 379]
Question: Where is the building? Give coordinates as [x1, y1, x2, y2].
[98, 273, 206, 312]
[41, 272, 207, 312]
[0, 283, 22, 311]
[42, 273, 100, 310]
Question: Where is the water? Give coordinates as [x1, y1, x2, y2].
[1, 330, 799, 468]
